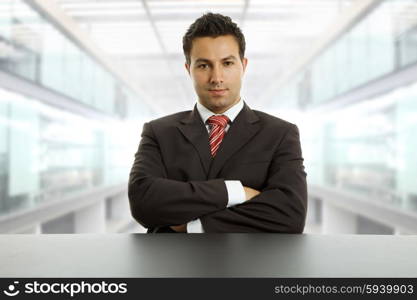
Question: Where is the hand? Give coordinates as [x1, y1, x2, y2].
[243, 186, 260, 201]
[170, 224, 187, 232]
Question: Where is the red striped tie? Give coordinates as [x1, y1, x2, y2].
[207, 115, 229, 157]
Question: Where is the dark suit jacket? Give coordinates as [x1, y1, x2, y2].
[128, 103, 307, 233]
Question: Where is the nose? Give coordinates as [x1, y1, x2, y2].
[209, 65, 223, 85]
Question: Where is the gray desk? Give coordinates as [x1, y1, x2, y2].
[0, 234, 416, 277]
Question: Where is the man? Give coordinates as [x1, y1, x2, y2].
[128, 13, 307, 233]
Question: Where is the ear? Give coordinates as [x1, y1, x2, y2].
[242, 58, 248, 73]
[185, 63, 191, 76]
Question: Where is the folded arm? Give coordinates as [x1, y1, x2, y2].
[199, 124, 307, 233]
[128, 122, 228, 229]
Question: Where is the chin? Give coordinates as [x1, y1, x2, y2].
[201, 96, 231, 112]
[211, 99, 228, 106]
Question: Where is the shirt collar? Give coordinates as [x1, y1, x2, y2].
[196, 98, 244, 124]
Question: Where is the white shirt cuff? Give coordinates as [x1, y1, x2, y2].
[187, 219, 204, 233]
[225, 180, 245, 207]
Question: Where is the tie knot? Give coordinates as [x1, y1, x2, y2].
[207, 115, 229, 128]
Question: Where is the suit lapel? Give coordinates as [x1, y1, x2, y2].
[177, 105, 212, 175]
[208, 103, 261, 179]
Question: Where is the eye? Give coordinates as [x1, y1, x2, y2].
[224, 61, 234, 66]
[197, 64, 208, 69]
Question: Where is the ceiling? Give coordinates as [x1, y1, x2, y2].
[55, 0, 357, 115]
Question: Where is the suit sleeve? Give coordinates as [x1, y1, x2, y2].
[128, 122, 228, 229]
[200, 124, 307, 233]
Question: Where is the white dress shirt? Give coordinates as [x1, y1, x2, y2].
[187, 98, 246, 233]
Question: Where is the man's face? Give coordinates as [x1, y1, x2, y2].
[185, 35, 248, 114]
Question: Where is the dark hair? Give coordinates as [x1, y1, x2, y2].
[182, 12, 246, 65]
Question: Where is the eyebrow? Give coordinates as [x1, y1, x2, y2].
[194, 55, 238, 64]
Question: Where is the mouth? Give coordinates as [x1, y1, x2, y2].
[208, 89, 228, 96]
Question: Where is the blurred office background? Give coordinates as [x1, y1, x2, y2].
[0, 0, 416, 234]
